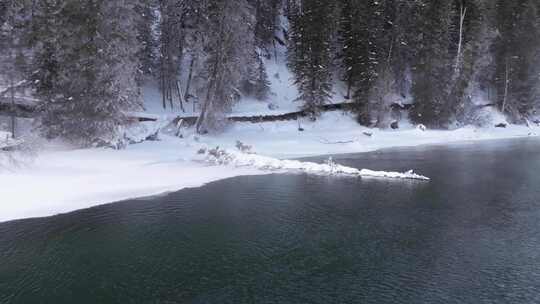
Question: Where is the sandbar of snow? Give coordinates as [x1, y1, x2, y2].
[204, 149, 430, 180]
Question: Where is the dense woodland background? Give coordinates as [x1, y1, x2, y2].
[1, 0, 540, 146]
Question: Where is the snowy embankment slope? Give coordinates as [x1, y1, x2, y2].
[0, 139, 262, 223]
[1, 111, 538, 223]
[195, 111, 539, 158]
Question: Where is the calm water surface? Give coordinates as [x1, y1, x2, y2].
[1, 138, 540, 303]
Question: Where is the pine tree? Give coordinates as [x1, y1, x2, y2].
[251, 0, 282, 54]
[35, 0, 142, 146]
[287, 0, 335, 118]
[449, 0, 496, 125]
[493, 0, 540, 121]
[241, 51, 271, 100]
[196, 0, 257, 133]
[158, 0, 186, 111]
[409, 0, 456, 128]
[135, 0, 158, 78]
[337, 0, 398, 126]
[0, 0, 32, 138]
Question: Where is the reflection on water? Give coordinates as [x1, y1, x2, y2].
[1, 138, 540, 304]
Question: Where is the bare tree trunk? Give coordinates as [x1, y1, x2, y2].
[196, 83, 213, 133]
[345, 78, 352, 100]
[184, 57, 195, 105]
[175, 80, 185, 112]
[501, 59, 510, 114]
[196, 56, 220, 133]
[160, 53, 167, 109]
[10, 77, 15, 139]
[454, 3, 467, 74]
[387, 37, 394, 64]
[168, 80, 174, 109]
[196, 4, 229, 133]
[273, 39, 278, 63]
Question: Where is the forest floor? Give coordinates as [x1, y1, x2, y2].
[1, 111, 539, 223]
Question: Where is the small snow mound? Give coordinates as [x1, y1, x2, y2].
[358, 169, 430, 180]
[202, 148, 430, 181]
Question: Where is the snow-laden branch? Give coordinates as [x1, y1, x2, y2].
[202, 148, 430, 181]
[0, 80, 29, 97]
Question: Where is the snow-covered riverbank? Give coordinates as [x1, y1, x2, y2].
[0, 111, 538, 223]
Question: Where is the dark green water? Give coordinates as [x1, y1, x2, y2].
[1, 138, 540, 303]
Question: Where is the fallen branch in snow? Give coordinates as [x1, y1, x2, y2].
[318, 137, 356, 145]
[201, 148, 430, 181]
[0, 101, 36, 118]
[125, 102, 358, 127]
[0, 80, 30, 97]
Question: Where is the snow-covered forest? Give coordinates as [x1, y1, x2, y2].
[1, 0, 540, 147]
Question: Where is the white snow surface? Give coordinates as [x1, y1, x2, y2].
[205, 149, 430, 180]
[195, 111, 539, 158]
[0, 138, 263, 223]
[1, 111, 538, 223]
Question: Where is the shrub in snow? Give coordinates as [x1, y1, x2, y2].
[197, 148, 207, 155]
[467, 107, 509, 128]
[268, 103, 279, 110]
[417, 124, 427, 131]
[235, 141, 253, 153]
[0, 135, 36, 171]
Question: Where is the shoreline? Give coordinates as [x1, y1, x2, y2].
[1, 117, 539, 223]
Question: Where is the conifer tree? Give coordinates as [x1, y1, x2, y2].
[196, 0, 257, 133]
[493, 0, 540, 121]
[35, 0, 142, 146]
[135, 0, 158, 78]
[287, 0, 335, 118]
[409, 0, 456, 128]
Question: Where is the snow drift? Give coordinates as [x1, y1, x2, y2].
[202, 148, 430, 181]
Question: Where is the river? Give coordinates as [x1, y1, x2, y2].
[1, 138, 540, 303]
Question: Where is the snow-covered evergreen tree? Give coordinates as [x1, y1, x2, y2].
[287, 0, 335, 118]
[338, 0, 396, 126]
[195, 0, 257, 133]
[35, 0, 142, 146]
[409, 0, 456, 128]
[135, 0, 158, 78]
[493, 0, 540, 121]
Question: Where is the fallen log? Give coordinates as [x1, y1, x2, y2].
[171, 102, 358, 126]
[0, 101, 361, 125]
[0, 101, 36, 118]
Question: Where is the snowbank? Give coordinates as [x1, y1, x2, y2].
[0, 138, 264, 223]
[0, 112, 538, 223]
[203, 148, 430, 180]
[193, 111, 539, 159]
